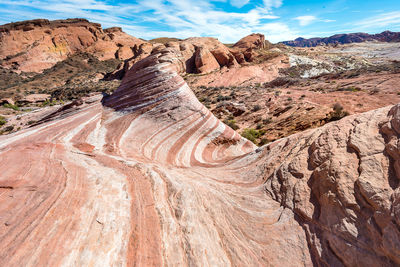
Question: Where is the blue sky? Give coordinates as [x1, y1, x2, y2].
[0, 0, 400, 43]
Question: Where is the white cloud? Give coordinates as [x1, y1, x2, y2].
[230, 0, 250, 8]
[294, 15, 317, 26]
[258, 22, 300, 42]
[355, 11, 400, 28]
[0, 0, 293, 43]
[263, 0, 283, 9]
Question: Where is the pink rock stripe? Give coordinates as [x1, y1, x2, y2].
[0, 48, 399, 266]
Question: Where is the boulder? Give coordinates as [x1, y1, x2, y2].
[194, 46, 220, 73]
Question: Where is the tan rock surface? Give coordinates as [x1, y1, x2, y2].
[0, 47, 399, 266]
[194, 46, 220, 73]
[17, 93, 51, 104]
[232, 33, 266, 50]
[0, 19, 145, 72]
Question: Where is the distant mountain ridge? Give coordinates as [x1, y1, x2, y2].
[282, 30, 400, 47]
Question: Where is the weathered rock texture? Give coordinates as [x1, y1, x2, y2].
[113, 33, 269, 79]
[0, 19, 145, 72]
[0, 47, 399, 266]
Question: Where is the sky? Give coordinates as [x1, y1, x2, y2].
[0, 0, 400, 43]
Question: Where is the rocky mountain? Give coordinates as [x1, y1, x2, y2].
[0, 18, 145, 72]
[282, 30, 400, 47]
[0, 44, 399, 266]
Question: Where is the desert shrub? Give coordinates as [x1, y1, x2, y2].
[265, 77, 298, 88]
[41, 99, 58, 107]
[262, 117, 272, 124]
[3, 103, 19, 111]
[217, 95, 227, 102]
[333, 103, 343, 112]
[223, 119, 239, 130]
[259, 138, 271, 146]
[252, 105, 261, 112]
[241, 128, 266, 144]
[0, 116, 6, 126]
[198, 96, 210, 103]
[4, 125, 14, 132]
[337, 86, 361, 92]
[329, 103, 349, 121]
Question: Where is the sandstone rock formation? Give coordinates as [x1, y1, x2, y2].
[0, 47, 399, 266]
[164, 37, 239, 73]
[232, 33, 266, 50]
[0, 19, 145, 72]
[112, 33, 268, 80]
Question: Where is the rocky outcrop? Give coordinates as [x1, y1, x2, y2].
[17, 93, 51, 104]
[172, 37, 239, 73]
[262, 104, 400, 266]
[0, 18, 145, 72]
[109, 36, 241, 78]
[0, 47, 398, 266]
[0, 20, 268, 77]
[230, 33, 267, 62]
[194, 46, 220, 73]
[232, 33, 266, 50]
[112, 34, 268, 79]
[282, 30, 400, 47]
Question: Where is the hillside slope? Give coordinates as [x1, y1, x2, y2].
[0, 18, 145, 72]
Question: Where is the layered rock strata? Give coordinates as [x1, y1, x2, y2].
[0, 48, 399, 266]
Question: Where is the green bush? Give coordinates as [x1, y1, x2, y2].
[3, 103, 19, 111]
[0, 116, 6, 126]
[241, 128, 266, 144]
[223, 119, 239, 130]
[338, 86, 361, 92]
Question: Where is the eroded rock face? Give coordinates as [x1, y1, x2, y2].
[194, 46, 220, 73]
[0, 19, 145, 72]
[232, 33, 266, 50]
[0, 48, 399, 266]
[263, 104, 400, 266]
